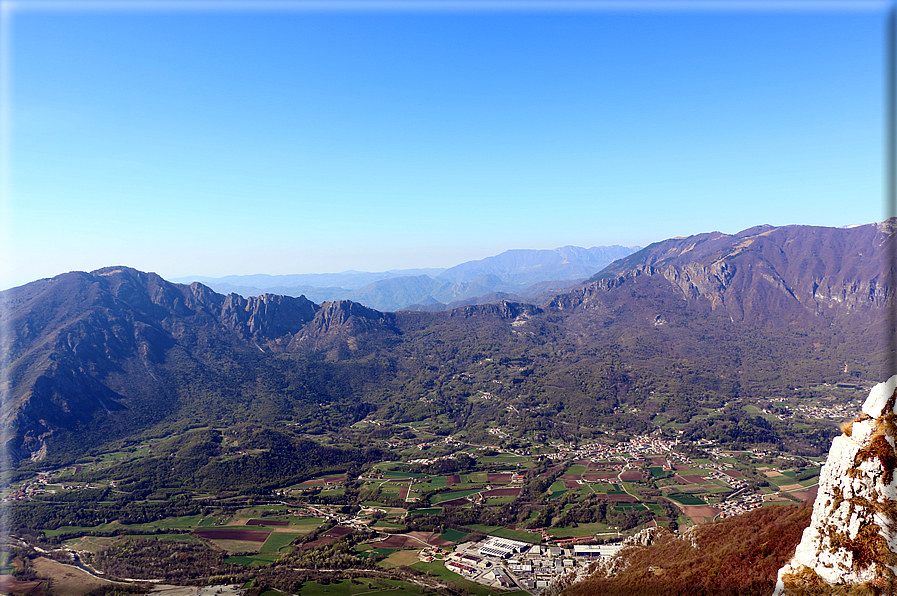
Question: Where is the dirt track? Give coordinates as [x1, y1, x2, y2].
[378, 531, 452, 548]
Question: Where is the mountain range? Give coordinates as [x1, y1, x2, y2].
[2, 221, 894, 467]
[173, 245, 640, 311]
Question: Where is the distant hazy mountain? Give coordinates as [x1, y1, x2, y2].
[179, 269, 447, 291]
[437, 245, 638, 284]
[196, 283, 351, 305]
[173, 245, 640, 311]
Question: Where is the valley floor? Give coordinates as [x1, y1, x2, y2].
[5, 417, 829, 596]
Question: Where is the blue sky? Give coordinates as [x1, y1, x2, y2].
[1, 1, 890, 288]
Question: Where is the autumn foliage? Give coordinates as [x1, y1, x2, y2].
[562, 502, 813, 596]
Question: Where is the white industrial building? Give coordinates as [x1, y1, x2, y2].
[479, 536, 531, 559]
[573, 544, 624, 558]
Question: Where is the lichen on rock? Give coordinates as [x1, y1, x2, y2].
[774, 375, 897, 596]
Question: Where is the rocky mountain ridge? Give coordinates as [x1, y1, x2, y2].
[591, 221, 894, 326]
[2, 221, 894, 465]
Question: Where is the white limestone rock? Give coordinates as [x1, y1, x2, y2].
[774, 376, 897, 595]
[863, 375, 897, 418]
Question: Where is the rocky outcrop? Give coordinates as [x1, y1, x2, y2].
[217, 291, 318, 341]
[446, 300, 542, 320]
[774, 375, 897, 595]
[286, 300, 398, 354]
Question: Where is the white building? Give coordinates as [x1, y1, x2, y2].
[479, 536, 531, 559]
[573, 544, 624, 558]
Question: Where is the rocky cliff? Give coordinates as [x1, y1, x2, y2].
[589, 221, 895, 326]
[774, 375, 897, 595]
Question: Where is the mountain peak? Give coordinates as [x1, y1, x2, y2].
[774, 375, 897, 594]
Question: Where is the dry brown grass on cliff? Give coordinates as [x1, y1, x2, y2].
[561, 502, 813, 596]
[779, 564, 878, 596]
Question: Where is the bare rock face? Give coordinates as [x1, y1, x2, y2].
[774, 375, 897, 595]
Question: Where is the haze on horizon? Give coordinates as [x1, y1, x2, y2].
[0, 1, 889, 290]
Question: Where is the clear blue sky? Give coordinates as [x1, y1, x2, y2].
[1, 1, 890, 288]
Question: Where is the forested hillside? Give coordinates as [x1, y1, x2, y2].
[2, 221, 893, 470]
